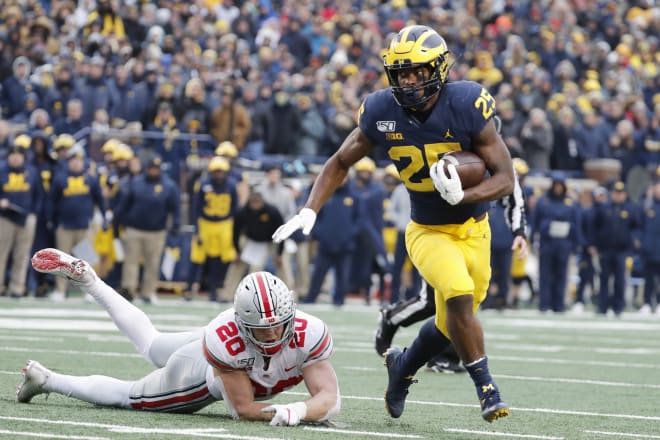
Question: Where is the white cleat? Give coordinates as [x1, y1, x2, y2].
[31, 248, 96, 286]
[570, 302, 585, 315]
[16, 360, 51, 403]
[638, 304, 652, 315]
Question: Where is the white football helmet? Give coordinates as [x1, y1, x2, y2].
[234, 272, 296, 356]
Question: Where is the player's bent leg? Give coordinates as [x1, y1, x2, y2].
[383, 319, 451, 418]
[446, 295, 509, 422]
[147, 328, 205, 368]
[31, 248, 168, 366]
[17, 359, 133, 408]
[129, 339, 219, 413]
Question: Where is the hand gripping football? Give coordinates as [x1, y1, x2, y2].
[440, 151, 486, 189]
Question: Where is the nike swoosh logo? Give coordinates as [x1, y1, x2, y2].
[284, 365, 296, 372]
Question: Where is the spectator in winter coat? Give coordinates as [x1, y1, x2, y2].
[209, 85, 252, 150]
[521, 108, 554, 170]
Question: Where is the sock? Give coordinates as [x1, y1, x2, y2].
[400, 318, 451, 376]
[465, 356, 496, 397]
[85, 278, 160, 363]
[46, 371, 132, 408]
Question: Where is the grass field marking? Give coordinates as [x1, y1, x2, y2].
[0, 307, 205, 322]
[0, 430, 109, 440]
[1, 345, 142, 358]
[0, 415, 141, 429]
[495, 332, 660, 347]
[303, 426, 424, 438]
[1, 415, 429, 440]
[340, 366, 660, 388]
[496, 373, 660, 389]
[283, 392, 660, 422]
[0, 416, 285, 440]
[492, 342, 660, 355]
[486, 318, 660, 332]
[0, 317, 194, 332]
[109, 426, 283, 440]
[595, 347, 660, 354]
[584, 430, 660, 439]
[443, 428, 564, 439]
[490, 355, 660, 370]
[0, 335, 65, 342]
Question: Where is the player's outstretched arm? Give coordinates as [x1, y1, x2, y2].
[299, 359, 340, 422]
[213, 367, 274, 422]
[273, 127, 373, 243]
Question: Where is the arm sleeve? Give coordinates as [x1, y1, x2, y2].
[501, 172, 527, 237]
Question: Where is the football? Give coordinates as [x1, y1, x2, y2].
[440, 151, 487, 189]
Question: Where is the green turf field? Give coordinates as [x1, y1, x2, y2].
[1, 297, 659, 440]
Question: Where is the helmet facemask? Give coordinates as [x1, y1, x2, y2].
[234, 272, 296, 357]
[383, 25, 451, 112]
[385, 58, 447, 111]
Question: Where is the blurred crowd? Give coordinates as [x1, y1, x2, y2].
[0, 0, 659, 311]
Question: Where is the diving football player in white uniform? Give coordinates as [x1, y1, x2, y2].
[17, 249, 340, 426]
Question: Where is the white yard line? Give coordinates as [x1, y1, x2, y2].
[284, 392, 660, 422]
[443, 428, 563, 439]
[0, 317, 194, 332]
[340, 367, 660, 389]
[486, 318, 660, 331]
[491, 342, 660, 355]
[0, 417, 281, 440]
[0, 335, 65, 342]
[584, 430, 660, 439]
[0, 307, 206, 321]
[303, 426, 424, 438]
[1, 345, 141, 358]
[0, 430, 109, 440]
[495, 374, 660, 389]
[489, 354, 660, 370]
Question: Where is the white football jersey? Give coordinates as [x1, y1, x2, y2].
[203, 308, 333, 399]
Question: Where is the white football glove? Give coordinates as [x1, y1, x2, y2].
[429, 160, 464, 205]
[272, 208, 317, 243]
[262, 402, 307, 426]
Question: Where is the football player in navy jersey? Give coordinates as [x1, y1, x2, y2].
[273, 25, 515, 422]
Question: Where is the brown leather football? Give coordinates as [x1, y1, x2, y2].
[440, 151, 487, 189]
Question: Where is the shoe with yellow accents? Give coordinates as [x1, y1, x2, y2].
[479, 383, 509, 422]
[384, 347, 417, 418]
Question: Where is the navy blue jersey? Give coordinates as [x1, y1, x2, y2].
[359, 81, 493, 225]
[191, 177, 239, 223]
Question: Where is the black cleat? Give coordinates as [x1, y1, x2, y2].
[374, 308, 398, 357]
[384, 347, 417, 418]
[426, 357, 467, 374]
